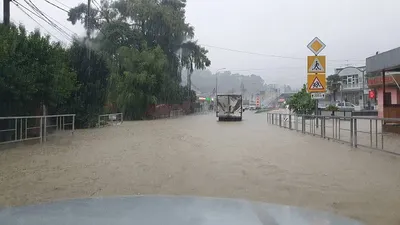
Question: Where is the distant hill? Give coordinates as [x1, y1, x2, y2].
[181, 69, 267, 95]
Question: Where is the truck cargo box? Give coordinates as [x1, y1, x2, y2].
[216, 94, 243, 121]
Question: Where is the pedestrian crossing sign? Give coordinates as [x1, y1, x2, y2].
[307, 56, 326, 73]
[307, 73, 326, 93]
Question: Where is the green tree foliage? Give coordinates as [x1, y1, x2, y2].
[61, 41, 110, 128]
[327, 74, 341, 101]
[0, 24, 76, 117]
[112, 45, 167, 119]
[66, 0, 211, 118]
[286, 85, 316, 115]
[1, 0, 210, 127]
[67, 0, 210, 80]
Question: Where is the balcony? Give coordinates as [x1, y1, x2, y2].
[341, 82, 368, 91]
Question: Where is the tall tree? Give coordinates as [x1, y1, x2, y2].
[67, 0, 210, 80]
[60, 41, 110, 128]
[66, 0, 211, 117]
[327, 74, 341, 101]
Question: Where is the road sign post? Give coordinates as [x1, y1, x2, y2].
[307, 37, 327, 128]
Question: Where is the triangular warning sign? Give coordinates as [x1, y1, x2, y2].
[309, 77, 324, 90]
[309, 58, 325, 73]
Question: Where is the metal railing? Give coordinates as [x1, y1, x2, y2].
[98, 113, 123, 127]
[193, 108, 211, 114]
[0, 114, 75, 145]
[170, 109, 185, 118]
[267, 113, 400, 156]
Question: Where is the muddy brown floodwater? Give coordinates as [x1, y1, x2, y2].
[1, 112, 400, 225]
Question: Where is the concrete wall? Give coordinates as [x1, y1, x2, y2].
[377, 87, 399, 118]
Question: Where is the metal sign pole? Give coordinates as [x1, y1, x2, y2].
[315, 99, 319, 128]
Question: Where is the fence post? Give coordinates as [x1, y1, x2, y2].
[350, 118, 353, 147]
[40, 117, 43, 143]
[321, 117, 325, 138]
[289, 115, 292, 130]
[20, 118, 22, 139]
[375, 119, 378, 148]
[72, 115, 75, 135]
[25, 118, 27, 139]
[381, 120, 384, 150]
[354, 118, 357, 148]
[369, 119, 372, 147]
[44, 115, 47, 142]
[121, 113, 123, 123]
[279, 114, 282, 127]
[14, 118, 17, 141]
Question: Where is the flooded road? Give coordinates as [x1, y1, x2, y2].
[0, 112, 399, 225]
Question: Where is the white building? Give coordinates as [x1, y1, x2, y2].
[334, 66, 368, 107]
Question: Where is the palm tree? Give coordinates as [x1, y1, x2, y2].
[180, 41, 211, 98]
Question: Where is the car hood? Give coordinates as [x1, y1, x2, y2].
[0, 195, 363, 225]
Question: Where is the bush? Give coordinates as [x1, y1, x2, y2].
[326, 105, 339, 111]
[286, 85, 316, 115]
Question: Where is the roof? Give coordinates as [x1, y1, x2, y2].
[278, 93, 296, 99]
[366, 47, 400, 73]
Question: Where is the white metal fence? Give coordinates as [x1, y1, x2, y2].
[267, 113, 400, 156]
[98, 113, 123, 127]
[0, 114, 75, 145]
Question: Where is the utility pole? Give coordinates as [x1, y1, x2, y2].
[87, 0, 91, 77]
[3, 0, 10, 25]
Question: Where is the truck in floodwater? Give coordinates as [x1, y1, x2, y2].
[216, 94, 243, 121]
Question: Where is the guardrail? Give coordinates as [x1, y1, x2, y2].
[98, 113, 123, 127]
[0, 114, 75, 145]
[193, 108, 211, 114]
[267, 113, 400, 156]
[170, 109, 185, 118]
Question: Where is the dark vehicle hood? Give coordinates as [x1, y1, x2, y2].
[0, 195, 363, 225]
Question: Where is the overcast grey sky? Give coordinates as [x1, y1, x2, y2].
[2, 0, 400, 88]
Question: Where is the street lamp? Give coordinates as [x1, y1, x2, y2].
[215, 68, 226, 96]
[215, 68, 226, 116]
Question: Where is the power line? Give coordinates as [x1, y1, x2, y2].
[201, 44, 365, 62]
[13, 0, 73, 42]
[51, 0, 71, 10]
[37, 1, 78, 37]
[43, 0, 69, 13]
[12, 3, 63, 42]
[202, 44, 304, 60]
[92, 0, 101, 10]
[18, 0, 74, 41]
[14, 0, 72, 41]
[36, 3, 77, 36]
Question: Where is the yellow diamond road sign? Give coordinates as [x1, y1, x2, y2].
[307, 37, 326, 55]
